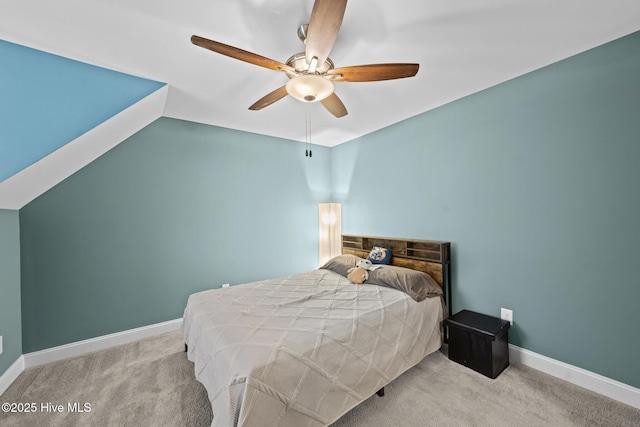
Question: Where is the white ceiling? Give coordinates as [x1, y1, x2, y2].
[2, 0, 639, 147]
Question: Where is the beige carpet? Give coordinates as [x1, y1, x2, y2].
[1, 331, 639, 427]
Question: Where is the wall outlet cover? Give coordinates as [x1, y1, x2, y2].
[501, 308, 513, 325]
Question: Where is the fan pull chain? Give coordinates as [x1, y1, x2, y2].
[305, 107, 312, 158]
[304, 109, 309, 157]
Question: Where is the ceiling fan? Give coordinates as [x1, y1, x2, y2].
[191, 0, 419, 118]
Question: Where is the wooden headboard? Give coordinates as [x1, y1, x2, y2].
[342, 234, 452, 308]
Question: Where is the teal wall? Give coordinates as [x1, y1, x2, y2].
[0, 39, 164, 182]
[331, 32, 640, 388]
[19, 118, 330, 353]
[0, 209, 21, 374]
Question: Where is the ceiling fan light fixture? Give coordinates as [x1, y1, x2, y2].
[286, 74, 334, 103]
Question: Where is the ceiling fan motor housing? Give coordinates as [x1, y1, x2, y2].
[286, 52, 334, 74]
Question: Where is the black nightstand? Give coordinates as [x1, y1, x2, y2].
[444, 310, 511, 379]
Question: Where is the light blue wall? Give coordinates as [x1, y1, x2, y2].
[19, 118, 330, 353]
[331, 32, 640, 388]
[0, 39, 165, 182]
[0, 209, 21, 374]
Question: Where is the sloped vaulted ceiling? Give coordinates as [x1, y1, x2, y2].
[0, 40, 166, 209]
[0, 40, 165, 183]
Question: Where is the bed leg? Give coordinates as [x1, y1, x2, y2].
[376, 387, 384, 397]
[184, 343, 188, 353]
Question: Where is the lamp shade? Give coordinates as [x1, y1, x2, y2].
[319, 203, 342, 266]
[286, 74, 334, 103]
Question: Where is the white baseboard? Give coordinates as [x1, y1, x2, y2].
[23, 318, 182, 368]
[0, 355, 25, 396]
[509, 344, 640, 409]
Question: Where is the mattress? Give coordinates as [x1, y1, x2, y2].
[182, 268, 443, 427]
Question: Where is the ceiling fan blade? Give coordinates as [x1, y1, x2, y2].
[320, 93, 348, 118]
[305, 0, 347, 68]
[248, 86, 289, 111]
[191, 35, 294, 74]
[327, 63, 419, 82]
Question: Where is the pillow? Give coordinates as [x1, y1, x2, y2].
[367, 246, 392, 264]
[319, 254, 363, 277]
[367, 265, 442, 302]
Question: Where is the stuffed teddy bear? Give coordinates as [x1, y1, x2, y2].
[347, 259, 373, 284]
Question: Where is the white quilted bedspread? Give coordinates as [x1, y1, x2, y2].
[182, 269, 443, 427]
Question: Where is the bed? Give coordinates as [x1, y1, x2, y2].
[182, 235, 451, 427]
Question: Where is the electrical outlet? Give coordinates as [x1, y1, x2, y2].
[0, 335, 3, 355]
[501, 308, 513, 325]
[222, 283, 230, 288]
